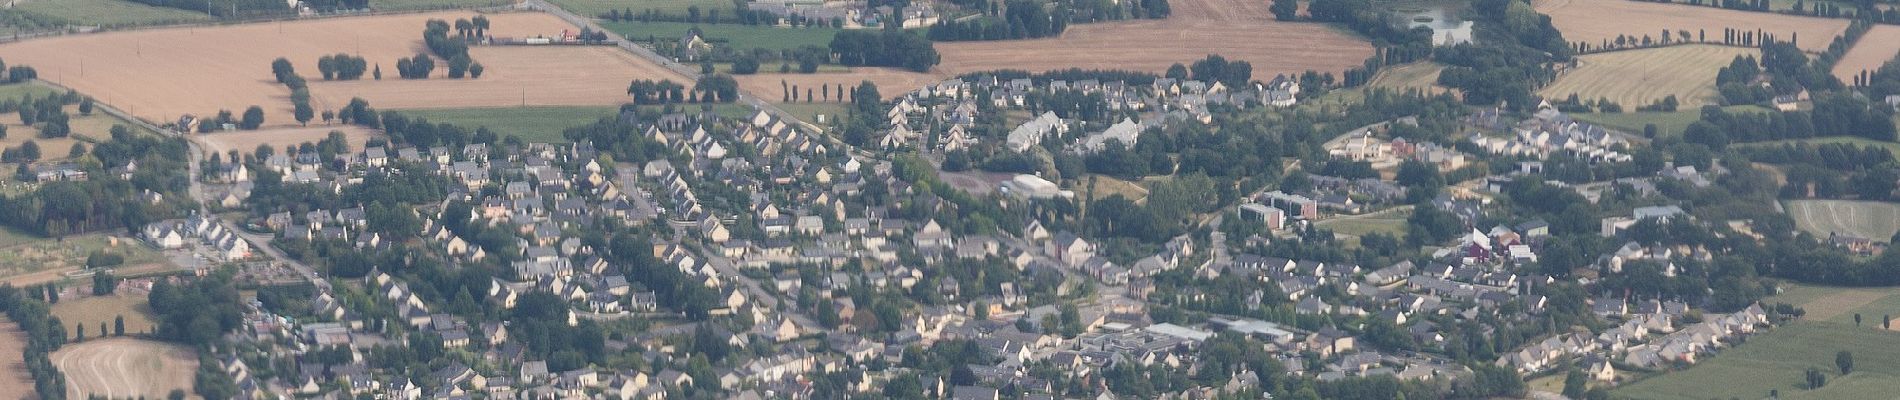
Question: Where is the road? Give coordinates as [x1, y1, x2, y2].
[88, 88, 333, 292]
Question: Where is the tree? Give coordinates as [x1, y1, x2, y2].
[271, 58, 295, 83]
[20, 140, 39, 162]
[294, 101, 314, 126]
[73, 323, 82, 342]
[113, 315, 124, 336]
[1856, 313, 1863, 326]
[1270, 0, 1298, 20]
[78, 97, 93, 115]
[168, 389, 185, 400]
[1837, 350, 1854, 375]
[240, 106, 265, 130]
[66, 143, 84, 159]
[373, 64, 382, 80]
[469, 63, 484, 79]
[472, 15, 490, 37]
[1562, 369, 1588, 398]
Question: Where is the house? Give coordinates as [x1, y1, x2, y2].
[1047, 232, 1096, 267]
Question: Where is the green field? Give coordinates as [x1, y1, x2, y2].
[601, 20, 839, 52]
[1735, 136, 1900, 157]
[395, 106, 622, 143]
[12, 0, 213, 27]
[1614, 321, 1900, 400]
[549, 0, 733, 18]
[770, 102, 845, 125]
[372, 0, 513, 11]
[1570, 105, 1769, 138]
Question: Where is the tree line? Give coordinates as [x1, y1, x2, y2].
[926, 0, 1069, 41]
[316, 54, 368, 81]
[830, 28, 940, 72]
[412, 18, 487, 79]
[0, 284, 69, 400]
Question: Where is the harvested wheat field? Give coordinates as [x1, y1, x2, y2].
[0, 317, 31, 400]
[1832, 25, 1900, 83]
[738, 0, 1369, 99]
[0, 11, 684, 128]
[1540, 45, 1758, 109]
[1535, 0, 1848, 52]
[53, 338, 195, 400]
[196, 125, 383, 156]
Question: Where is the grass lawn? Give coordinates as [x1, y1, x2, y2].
[1614, 321, 1900, 400]
[1780, 199, 1900, 240]
[1365, 62, 1447, 94]
[395, 106, 622, 143]
[1570, 105, 1768, 138]
[372, 0, 513, 11]
[602, 20, 839, 52]
[51, 294, 158, 337]
[549, 0, 732, 18]
[1734, 136, 1900, 156]
[13, 0, 212, 27]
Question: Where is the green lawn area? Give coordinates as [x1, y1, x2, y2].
[372, 0, 513, 11]
[1734, 136, 1900, 156]
[1570, 105, 1769, 138]
[548, 0, 732, 18]
[1614, 321, 1900, 400]
[601, 20, 839, 52]
[395, 106, 622, 143]
[0, 81, 69, 100]
[12, 0, 212, 27]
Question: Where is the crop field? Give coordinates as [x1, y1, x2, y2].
[1614, 321, 1900, 400]
[0, 317, 30, 400]
[395, 105, 620, 143]
[195, 125, 381, 157]
[1540, 45, 1758, 110]
[51, 294, 158, 337]
[551, 0, 734, 18]
[12, 0, 214, 28]
[738, 0, 1369, 100]
[1534, 0, 1849, 52]
[1784, 199, 1900, 241]
[601, 20, 841, 52]
[1831, 25, 1900, 84]
[0, 11, 684, 128]
[52, 338, 196, 400]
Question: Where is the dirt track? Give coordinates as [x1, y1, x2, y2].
[737, 0, 1369, 99]
[0, 11, 683, 127]
[1534, 0, 1848, 52]
[52, 338, 196, 400]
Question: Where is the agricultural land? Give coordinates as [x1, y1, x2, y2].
[1830, 25, 1900, 84]
[0, 11, 683, 129]
[1783, 199, 1900, 241]
[1540, 44, 1759, 109]
[52, 338, 197, 400]
[1613, 321, 1900, 400]
[1533, 0, 1848, 52]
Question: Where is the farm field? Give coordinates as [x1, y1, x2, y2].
[0, 11, 684, 128]
[1830, 25, 1900, 84]
[1540, 45, 1758, 110]
[601, 20, 841, 52]
[1783, 199, 1900, 241]
[1765, 283, 1900, 321]
[395, 105, 621, 143]
[1533, 0, 1848, 52]
[195, 125, 382, 157]
[740, 0, 1369, 98]
[1365, 62, 1449, 95]
[1571, 105, 1768, 138]
[1613, 321, 1900, 400]
[51, 294, 158, 337]
[551, 0, 732, 18]
[52, 338, 196, 400]
[12, 0, 214, 28]
[0, 317, 29, 400]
